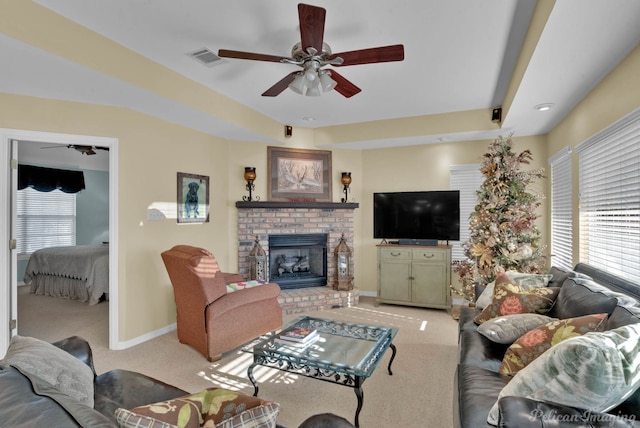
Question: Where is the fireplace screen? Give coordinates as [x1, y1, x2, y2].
[268, 233, 327, 289]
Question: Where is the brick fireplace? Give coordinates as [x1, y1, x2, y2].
[236, 201, 359, 314]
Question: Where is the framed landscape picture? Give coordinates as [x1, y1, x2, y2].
[177, 172, 209, 223]
[267, 146, 332, 201]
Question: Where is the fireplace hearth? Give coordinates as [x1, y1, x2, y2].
[268, 233, 327, 290]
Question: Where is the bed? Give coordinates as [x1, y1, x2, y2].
[23, 244, 109, 305]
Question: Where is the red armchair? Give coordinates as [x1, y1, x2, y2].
[161, 245, 283, 361]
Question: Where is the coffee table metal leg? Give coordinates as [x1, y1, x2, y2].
[354, 377, 364, 428]
[247, 360, 260, 397]
[387, 343, 397, 375]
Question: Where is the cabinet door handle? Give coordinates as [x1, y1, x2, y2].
[390, 252, 402, 257]
[421, 253, 435, 258]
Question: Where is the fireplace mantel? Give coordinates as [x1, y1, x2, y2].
[236, 201, 359, 209]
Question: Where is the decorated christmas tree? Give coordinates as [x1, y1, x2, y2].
[453, 136, 547, 301]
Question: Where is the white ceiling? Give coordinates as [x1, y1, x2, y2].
[4, 1, 640, 149]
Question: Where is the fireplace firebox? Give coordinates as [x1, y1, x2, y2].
[268, 233, 327, 290]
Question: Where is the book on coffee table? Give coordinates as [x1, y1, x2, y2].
[277, 326, 318, 343]
[274, 334, 319, 348]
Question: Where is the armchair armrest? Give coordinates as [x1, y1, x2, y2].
[498, 396, 637, 427]
[51, 336, 97, 378]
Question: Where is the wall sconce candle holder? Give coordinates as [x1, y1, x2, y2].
[243, 167, 259, 201]
[340, 172, 352, 203]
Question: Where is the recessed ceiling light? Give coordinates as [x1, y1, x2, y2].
[302, 116, 315, 122]
[534, 103, 555, 111]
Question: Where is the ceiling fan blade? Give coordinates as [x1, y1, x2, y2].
[329, 44, 405, 66]
[298, 3, 326, 53]
[262, 72, 299, 97]
[328, 70, 361, 98]
[218, 49, 287, 63]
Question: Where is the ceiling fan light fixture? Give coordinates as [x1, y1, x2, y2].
[319, 71, 337, 92]
[289, 74, 306, 95]
[306, 85, 321, 97]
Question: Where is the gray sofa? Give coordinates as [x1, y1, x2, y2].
[0, 335, 188, 427]
[454, 263, 640, 427]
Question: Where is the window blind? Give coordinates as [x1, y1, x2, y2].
[450, 164, 483, 261]
[548, 147, 573, 270]
[576, 108, 640, 285]
[16, 187, 76, 255]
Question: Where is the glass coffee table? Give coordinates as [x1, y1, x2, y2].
[242, 315, 398, 428]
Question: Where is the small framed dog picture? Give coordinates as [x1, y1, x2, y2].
[177, 172, 210, 223]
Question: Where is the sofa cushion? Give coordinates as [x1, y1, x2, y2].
[458, 329, 510, 372]
[115, 388, 280, 428]
[498, 313, 608, 375]
[607, 305, 640, 330]
[476, 314, 555, 344]
[487, 323, 640, 425]
[474, 283, 560, 324]
[454, 364, 510, 428]
[475, 271, 553, 309]
[546, 265, 579, 288]
[549, 277, 620, 320]
[1, 335, 95, 407]
[95, 369, 188, 423]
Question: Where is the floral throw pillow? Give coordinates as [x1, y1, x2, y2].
[473, 283, 560, 324]
[116, 388, 280, 428]
[475, 271, 553, 309]
[499, 313, 608, 375]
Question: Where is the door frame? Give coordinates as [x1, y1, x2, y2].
[0, 128, 119, 352]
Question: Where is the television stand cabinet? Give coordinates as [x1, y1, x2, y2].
[376, 244, 451, 309]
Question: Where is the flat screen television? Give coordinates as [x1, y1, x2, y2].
[373, 191, 460, 241]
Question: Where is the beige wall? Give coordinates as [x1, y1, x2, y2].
[0, 94, 236, 341]
[547, 43, 640, 267]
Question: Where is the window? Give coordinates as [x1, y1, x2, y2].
[450, 164, 483, 261]
[548, 147, 573, 270]
[16, 187, 76, 255]
[576, 108, 640, 284]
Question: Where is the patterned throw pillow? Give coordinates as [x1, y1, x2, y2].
[473, 283, 560, 324]
[487, 323, 640, 426]
[475, 271, 553, 309]
[477, 314, 556, 344]
[115, 388, 280, 428]
[226, 280, 267, 294]
[499, 313, 608, 375]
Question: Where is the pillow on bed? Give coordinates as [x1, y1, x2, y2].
[1, 335, 94, 407]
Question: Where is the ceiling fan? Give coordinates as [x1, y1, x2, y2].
[218, 3, 404, 98]
[41, 144, 109, 156]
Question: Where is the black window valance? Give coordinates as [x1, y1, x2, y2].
[18, 164, 85, 193]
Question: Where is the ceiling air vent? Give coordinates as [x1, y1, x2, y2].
[186, 48, 224, 67]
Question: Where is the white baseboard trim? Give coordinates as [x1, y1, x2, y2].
[112, 322, 177, 350]
[359, 290, 377, 297]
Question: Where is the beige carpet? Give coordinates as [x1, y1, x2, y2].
[17, 286, 459, 427]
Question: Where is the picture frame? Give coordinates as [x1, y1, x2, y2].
[267, 146, 332, 202]
[177, 172, 210, 223]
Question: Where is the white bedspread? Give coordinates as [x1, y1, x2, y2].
[23, 244, 109, 305]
